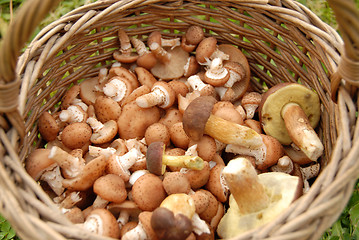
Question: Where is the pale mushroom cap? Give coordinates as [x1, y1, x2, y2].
[90, 120, 118, 145]
[93, 174, 127, 203]
[217, 172, 301, 239]
[259, 83, 321, 145]
[84, 208, 120, 238]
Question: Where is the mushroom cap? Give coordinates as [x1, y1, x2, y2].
[196, 37, 217, 64]
[162, 171, 191, 195]
[131, 173, 167, 211]
[205, 164, 228, 202]
[146, 141, 165, 176]
[217, 171, 302, 238]
[90, 120, 118, 145]
[94, 96, 122, 123]
[188, 135, 217, 162]
[135, 66, 158, 89]
[138, 211, 158, 240]
[25, 148, 55, 180]
[79, 77, 103, 105]
[182, 96, 217, 141]
[61, 122, 92, 149]
[113, 50, 138, 63]
[185, 25, 205, 45]
[107, 200, 141, 219]
[38, 112, 60, 142]
[150, 46, 189, 80]
[169, 122, 190, 149]
[145, 122, 171, 147]
[151, 207, 193, 240]
[93, 174, 127, 203]
[61, 85, 80, 110]
[84, 208, 120, 238]
[137, 52, 158, 70]
[117, 100, 161, 139]
[183, 161, 210, 190]
[258, 83, 321, 145]
[191, 190, 210, 214]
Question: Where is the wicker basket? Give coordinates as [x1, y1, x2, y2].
[0, 0, 358, 239]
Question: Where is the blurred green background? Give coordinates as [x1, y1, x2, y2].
[0, 0, 359, 239]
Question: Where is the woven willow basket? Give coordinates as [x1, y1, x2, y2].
[0, 0, 359, 239]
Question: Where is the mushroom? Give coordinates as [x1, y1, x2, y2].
[134, 66, 157, 89]
[131, 173, 167, 211]
[62, 155, 107, 191]
[117, 100, 161, 139]
[184, 56, 201, 77]
[205, 164, 228, 202]
[169, 122, 190, 149]
[136, 80, 176, 109]
[48, 146, 85, 179]
[107, 147, 144, 182]
[107, 200, 141, 229]
[25, 148, 65, 196]
[61, 85, 88, 111]
[120, 85, 151, 107]
[190, 190, 210, 215]
[150, 46, 189, 80]
[258, 83, 323, 161]
[216, 157, 302, 238]
[130, 37, 157, 70]
[59, 105, 88, 123]
[102, 76, 134, 104]
[270, 155, 294, 174]
[181, 25, 205, 52]
[122, 211, 157, 240]
[157, 193, 210, 237]
[187, 75, 216, 97]
[83, 208, 121, 238]
[145, 122, 171, 147]
[113, 29, 138, 63]
[181, 161, 210, 190]
[182, 96, 263, 149]
[195, 37, 229, 65]
[108, 65, 139, 90]
[92, 174, 127, 208]
[162, 171, 191, 195]
[241, 91, 262, 119]
[203, 58, 230, 87]
[93, 96, 122, 123]
[146, 142, 205, 176]
[188, 135, 217, 162]
[158, 108, 183, 129]
[79, 77, 103, 106]
[38, 111, 60, 142]
[147, 31, 181, 50]
[86, 117, 118, 145]
[60, 122, 92, 150]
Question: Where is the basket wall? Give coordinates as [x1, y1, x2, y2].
[0, 0, 358, 240]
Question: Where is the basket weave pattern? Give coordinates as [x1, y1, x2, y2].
[0, 0, 358, 239]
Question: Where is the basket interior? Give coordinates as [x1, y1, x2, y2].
[19, 1, 340, 169]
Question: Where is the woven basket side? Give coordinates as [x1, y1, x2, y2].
[0, 0, 357, 240]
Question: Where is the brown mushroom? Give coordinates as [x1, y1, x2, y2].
[259, 83, 323, 161]
[205, 164, 228, 203]
[122, 211, 158, 240]
[181, 25, 205, 52]
[241, 91, 262, 119]
[131, 173, 167, 211]
[94, 96, 122, 123]
[130, 37, 157, 70]
[38, 112, 60, 142]
[92, 174, 127, 208]
[162, 171, 191, 195]
[83, 208, 120, 238]
[136, 81, 176, 109]
[169, 122, 190, 149]
[187, 75, 216, 97]
[102, 77, 134, 104]
[60, 122, 92, 150]
[203, 58, 230, 87]
[145, 122, 171, 147]
[25, 148, 65, 196]
[86, 117, 118, 145]
[182, 96, 263, 149]
[113, 29, 138, 63]
[135, 66, 158, 89]
[195, 37, 229, 65]
[146, 142, 205, 176]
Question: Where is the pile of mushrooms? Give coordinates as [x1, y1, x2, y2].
[25, 25, 323, 239]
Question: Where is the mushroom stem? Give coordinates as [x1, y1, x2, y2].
[86, 117, 104, 132]
[222, 157, 270, 215]
[204, 114, 263, 149]
[136, 87, 165, 108]
[40, 165, 65, 196]
[149, 42, 171, 63]
[49, 146, 84, 178]
[281, 102, 323, 161]
[187, 75, 207, 92]
[103, 78, 128, 102]
[162, 155, 204, 170]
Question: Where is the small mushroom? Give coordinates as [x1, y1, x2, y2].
[182, 96, 263, 149]
[148, 31, 181, 50]
[83, 208, 120, 238]
[25, 148, 65, 196]
[162, 171, 191, 195]
[134, 66, 158, 89]
[86, 117, 118, 145]
[169, 122, 190, 149]
[145, 122, 171, 147]
[241, 91, 262, 119]
[203, 58, 230, 87]
[205, 164, 228, 202]
[217, 157, 302, 238]
[131, 173, 167, 211]
[38, 111, 60, 142]
[62, 155, 107, 191]
[184, 56, 201, 77]
[158, 108, 183, 129]
[102, 77, 134, 104]
[113, 29, 138, 63]
[181, 25, 205, 52]
[107, 200, 141, 229]
[195, 37, 229, 65]
[136, 81, 176, 109]
[122, 211, 157, 240]
[92, 174, 127, 208]
[79, 77, 103, 106]
[60, 122, 92, 150]
[259, 83, 323, 161]
[108, 65, 139, 90]
[59, 105, 88, 123]
[181, 161, 211, 190]
[270, 155, 294, 174]
[94, 96, 122, 123]
[130, 37, 157, 70]
[146, 142, 205, 176]
[187, 75, 216, 97]
[188, 135, 217, 162]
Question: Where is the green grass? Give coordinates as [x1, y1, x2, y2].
[0, 0, 358, 239]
